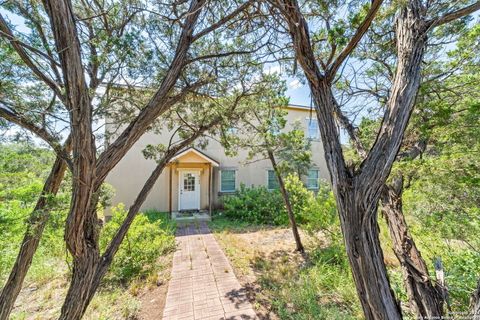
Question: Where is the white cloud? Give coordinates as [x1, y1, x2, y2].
[264, 65, 281, 75]
[288, 79, 302, 89]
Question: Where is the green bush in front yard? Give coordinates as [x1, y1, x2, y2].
[284, 174, 338, 233]
[222, 184, 288, 225]
[100, 204, 176, 283]
[222, 178, 338, 229]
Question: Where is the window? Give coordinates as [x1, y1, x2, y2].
[306, 117, 320, 139]
[267, 170, 280, 190]
[269, 118, 281, 135]
[226, 127, 237, 135]
[306, 169, 319, 189]
[220, 170, 236, 192]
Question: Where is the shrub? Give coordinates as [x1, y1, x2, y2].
[284, 174, 338, 233]
[439, 249, 480, 311]
[222, 184, 288, 225]
[222, 177, 338, 229]
[0, 144, 69, 283]
[100, 204, 176, 283]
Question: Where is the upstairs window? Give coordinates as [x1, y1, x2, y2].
[306, 169, 319, 189]
[267, 170, 280, 190]
[220, 170, 236, 192]
[306, 117, 320, 139]
[226, 127, 238, 135]
[269, 117, 281, 135]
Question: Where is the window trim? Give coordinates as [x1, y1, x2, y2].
[306, 169, 320, 190]
[220, 169, 237, 192]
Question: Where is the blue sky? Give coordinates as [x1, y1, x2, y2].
[286, 79, 311, 107]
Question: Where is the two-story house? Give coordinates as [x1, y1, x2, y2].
[105, 104, 329, 219]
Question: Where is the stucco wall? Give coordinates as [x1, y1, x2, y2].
[105, 106, 330, 214]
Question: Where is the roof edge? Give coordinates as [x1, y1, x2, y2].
[169, 147, 220, 167]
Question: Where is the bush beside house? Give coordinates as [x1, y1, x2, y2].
[222, 174, 337, 233]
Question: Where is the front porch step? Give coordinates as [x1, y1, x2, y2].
[171, 211, 211, 223]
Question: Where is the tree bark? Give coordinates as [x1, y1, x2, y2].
[84, 158, 170, 307]
[272, 0, 430, 318]
[333, 81, 445, 318]
[380, 177, 445, 318]
[267, 150, 304, 253]
[51, 0, 206, 314]
[43, 0, 98, 317]
[0, 155, 68, 320]
[472, 279, 480, 320]
[336, 183, 402, 319]
[63, 125, 217, 315]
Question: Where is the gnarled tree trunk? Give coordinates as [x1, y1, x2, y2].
[48, 0, 206, 315]
[381, 177, 445, 318]
[43, 0, 98, 317]
[273, 0, 430, 317]
[337, 182, 402, 319]
[60, 125, 214, 317]
[0, 155, 68, 320]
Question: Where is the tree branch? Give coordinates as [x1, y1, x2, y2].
[88, 96, 237, 302]
[185, 48, 260, 65]
[271, 0, 350, 186]
[0, 14, 64, 100]
[192, 1, 253, 41]
[328, 0, 384, 79]
[95, 0, 207, 188]
[0, 102, 72, 168]
[428, 1, 480, 28]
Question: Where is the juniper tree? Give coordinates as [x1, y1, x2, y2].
[221, 75, 311, 252]
[267, 0, 480, 318]
[0, 0, 276, 318]
[333, 13, 480, 317]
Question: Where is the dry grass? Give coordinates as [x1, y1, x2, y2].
[136, 251, 175, 320]
[209, 218, 362, 320]
[10, 249, 175, 320]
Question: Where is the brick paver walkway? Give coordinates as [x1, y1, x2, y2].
[162, 222, 258, 320]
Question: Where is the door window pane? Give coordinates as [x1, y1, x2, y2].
[184, 173, 195, 191]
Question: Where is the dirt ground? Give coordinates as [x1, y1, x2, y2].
[137, 253, 174, 320]
[211, 226, 323, 320]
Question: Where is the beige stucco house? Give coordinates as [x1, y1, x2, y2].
[105, 104, 329, 218]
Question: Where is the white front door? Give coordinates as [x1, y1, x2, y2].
[179, 171, 200, 210]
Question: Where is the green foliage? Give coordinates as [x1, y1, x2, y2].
[276, 124, 312, 176]
[284, 174, 338, 233]
[99, 205, 176, 283]
[222, 177, 338, 232]
[219, 74, 312, 178]
[253, 240, 360, 319]
[222, 184, 288, 225]
[443, 250, 480, 310]
[97, 183, 116, 209]
[1, 143, 177, 316]
[0, 143, 68, 283]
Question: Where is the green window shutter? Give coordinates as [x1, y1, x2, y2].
[221, 170, 236, 192]
[306, 169, 319, 189]
[267, 170, 280, 190]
